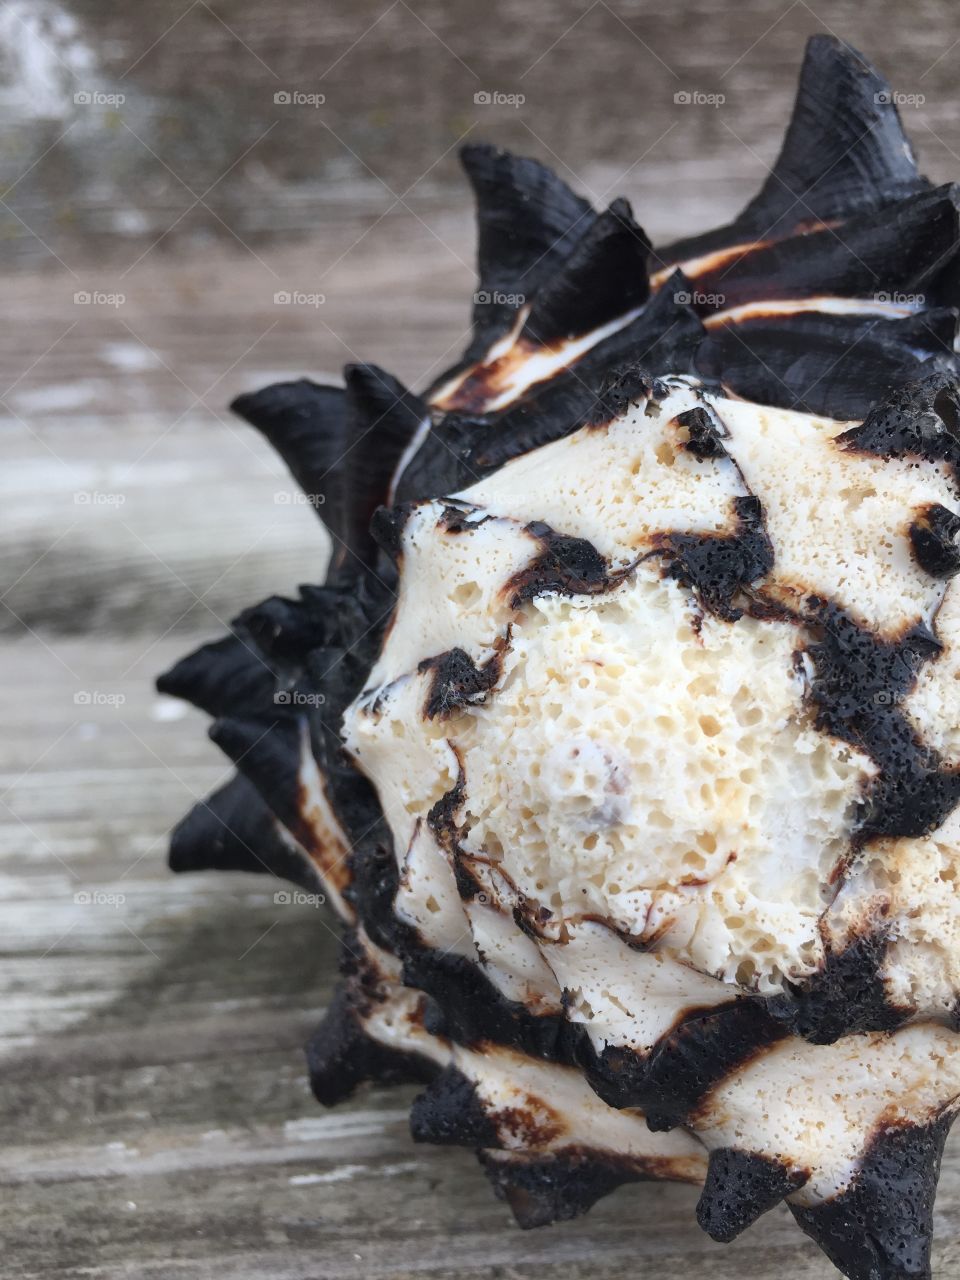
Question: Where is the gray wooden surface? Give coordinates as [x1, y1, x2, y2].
[6, 1, 960, 1275]
[24, 638, 959, 1280]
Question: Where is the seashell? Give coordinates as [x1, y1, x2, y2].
[158, 35, 960, 1279]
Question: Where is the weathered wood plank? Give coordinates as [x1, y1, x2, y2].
[5, 0, 960, 270]
[2, 638, 959, 1278]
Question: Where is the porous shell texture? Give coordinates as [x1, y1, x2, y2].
[159, 36, 960, 1280]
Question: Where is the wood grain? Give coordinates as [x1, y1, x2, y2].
[4, 641, 960, 1280]
[6, 1, 960, 1275]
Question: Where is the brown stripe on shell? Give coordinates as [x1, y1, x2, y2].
[399, 292, 702, 501]
[651, 494, 774, 621]
[696, 309, 958, 420]
[418, 641, 507, 720]
[480, 1144, 696, 1229]
[674, 186, 960, 319]
[411, 1062, 565, 1151]
[766, 930, 912, 1044]
[402, 947, 579, 1061]
[436, 502, 493, 533]
[583, 998, 789, 1130]
[507, 522, 631, 607]
[425, 767, 466, 856]
[801, 600, 960, 841]
[346, 808, 579, 1059]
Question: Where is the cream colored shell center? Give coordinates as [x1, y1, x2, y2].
[453, 564, 872, 993]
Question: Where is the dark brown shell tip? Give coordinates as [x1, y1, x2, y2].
[409, 1065, 499, 1148]
[789, 1115, 953, 1280]
[696, 1148, 808, 1242]
[306, 978, 435, 1107]
[910, 504, 960, 578]
[480, 1149, 640, 1228]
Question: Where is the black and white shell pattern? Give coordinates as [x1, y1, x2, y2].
[159, 36, 960, 1280]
